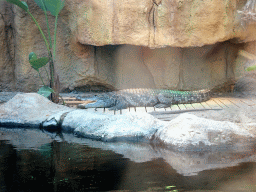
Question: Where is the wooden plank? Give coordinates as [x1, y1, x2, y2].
[183, 104, 194, 109]
[191, 102, 209, 109]
[213, 99, 227, 108]
[240, 98, 256, 106]
[163, 107, 172, 112]
[143, 107, 156, 113]
[204, 99, 224, 109]
[118, 108, 130, 115]
[61, 97, 77, 100]
[133, 107, 148, 113]
[177, 104, 186, 110]
[214, 98, 230, 108]
[230, 99, 244, 108]
[170, 105, 180, 110]
[127, 107, 137, 113]
[217, 98, 239, 108]
[149, 108, 223, 117]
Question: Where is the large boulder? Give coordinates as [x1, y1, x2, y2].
[155, 113, 253, 151]
[0, 93, 73, 127]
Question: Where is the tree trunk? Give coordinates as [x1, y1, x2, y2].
[49, 58, 60, 103]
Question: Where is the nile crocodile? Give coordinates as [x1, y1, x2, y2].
[76, 88, 211, 110]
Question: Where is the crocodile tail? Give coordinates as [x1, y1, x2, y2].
[192, 89, 211, 103]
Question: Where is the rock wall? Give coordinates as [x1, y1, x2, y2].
[113, 43, 243, 90]
[70, 0, 255, 48]
[0, 0, 254, 92]
[0, 1, 15, 91]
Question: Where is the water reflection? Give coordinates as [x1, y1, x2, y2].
[0, 127, 256, 191]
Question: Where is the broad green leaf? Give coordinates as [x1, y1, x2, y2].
[29, 57, 49, 71]
[6, 0, 29, 12]
[29, 52, 37, 61]
[21, 1, 28, 9]
[246, 65, 256, 71]
[34, 0, 65, 16]
[38, 86, 54, 98]
[33, 0, 49, 12]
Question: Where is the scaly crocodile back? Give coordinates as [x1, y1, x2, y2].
[115, 88, 211, 105]
[77, 88, 211, 110]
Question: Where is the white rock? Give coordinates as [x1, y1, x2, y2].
[62, 110, 166, 141]
[0, 93, 73, 127]
[155, 113, 253, 149]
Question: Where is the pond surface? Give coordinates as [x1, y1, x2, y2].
[0, 127, 256, 192]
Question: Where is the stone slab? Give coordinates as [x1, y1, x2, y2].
[0, 93, 73, 128]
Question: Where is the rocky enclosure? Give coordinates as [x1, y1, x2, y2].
[0, 0, 256, 92]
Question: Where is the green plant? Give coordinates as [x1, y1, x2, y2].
[4, 0, 65, 102]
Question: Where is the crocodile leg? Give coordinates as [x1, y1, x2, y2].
[109, 96, 129, 110]
[81, 100, 111, 108]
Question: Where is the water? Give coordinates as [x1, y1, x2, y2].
[0, 127, 256, 192]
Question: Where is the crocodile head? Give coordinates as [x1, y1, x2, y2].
[77, 93, 116, 109]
